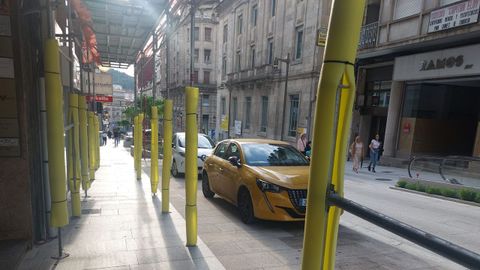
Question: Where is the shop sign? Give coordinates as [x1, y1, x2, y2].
[86, 95, 113, 102]
[428, 0, 480, 33]
[393, 44, 480, 81]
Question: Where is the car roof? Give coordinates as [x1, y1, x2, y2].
[174, 132, 209, 136]
[222, 139, 290, 145]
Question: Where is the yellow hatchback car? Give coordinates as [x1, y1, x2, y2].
[202, 139, 310, 223]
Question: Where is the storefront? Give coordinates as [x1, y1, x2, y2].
[393, 44, 480, 158]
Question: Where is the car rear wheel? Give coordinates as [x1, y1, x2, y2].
[238, 188, 255, 224]
[171, 160, 180, 177]
[202, 172, 215, 198]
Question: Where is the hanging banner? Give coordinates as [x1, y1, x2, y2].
[428, 0, 480, 33]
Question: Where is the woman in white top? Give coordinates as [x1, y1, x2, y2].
[350, 136, 364, 173]
[368, 134, 381, 173]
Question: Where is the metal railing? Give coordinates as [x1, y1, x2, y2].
[408, 155, 480, 186]
[358, 21, 378, 49]
[328, 191, 480, 269]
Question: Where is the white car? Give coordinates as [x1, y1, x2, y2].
[171, 132, 215, 177]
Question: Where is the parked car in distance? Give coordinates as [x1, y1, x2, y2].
[202, 139, 310, 224]
[171, 132, 215, 177]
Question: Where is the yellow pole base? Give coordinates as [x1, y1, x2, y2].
[185, 205, 198, 246]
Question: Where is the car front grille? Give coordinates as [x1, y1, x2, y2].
[287, 189, 307, 213]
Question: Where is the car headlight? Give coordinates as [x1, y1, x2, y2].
[199, 154, 207, 161]
[256, 179, 282, 193]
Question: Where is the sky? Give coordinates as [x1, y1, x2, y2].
[113, 65, 134, 77]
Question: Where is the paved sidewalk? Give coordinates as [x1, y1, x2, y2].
[18, 143, 224, 270]
[18, 142, 471, 269]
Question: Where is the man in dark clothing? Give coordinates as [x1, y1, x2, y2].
[113, 129, 120, 147]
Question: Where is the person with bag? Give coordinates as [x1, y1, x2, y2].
[367, 134, 381, 173]
[350, 136, 364, 173]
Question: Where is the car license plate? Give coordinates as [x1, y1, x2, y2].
[299, 198, 307, 207]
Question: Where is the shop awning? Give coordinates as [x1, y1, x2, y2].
[82, 0, 166, 68]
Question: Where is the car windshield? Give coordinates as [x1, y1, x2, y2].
[242, 144, 309, 166]
[178, 134, 215, 149]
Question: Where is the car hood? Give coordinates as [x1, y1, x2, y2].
[250, 166, 309, 190]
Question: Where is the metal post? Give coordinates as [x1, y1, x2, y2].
[134, 63, 137, 106]
[51, 228, 69, 260]
[92, 64, 96, 113]
[190, 1, 195, 87]
[279, 53, 290, 141]
[227, 88, 231, 138]
[153, 32, 158, 100]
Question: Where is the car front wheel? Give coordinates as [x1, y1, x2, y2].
[238, 188, 255, 224]
[171, 160, 179, 177]
[202, 172, 215, 198]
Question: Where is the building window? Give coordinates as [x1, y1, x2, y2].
[194, 49, 199, 63]
[187, 28, 189, 41]
[205, 27, 212, 42]
[250, 46, 255, 69]
[202, 95, 210, 106]
[288, 94, 300, 137]
[271, 0, 276, 17]
[194, 27, 200, 41]
[221, 97, 226, 115]
[203, 71, 210, 84]
[295, 27, 303, 60]
[236, 51, 241, 71]
[204, 49, 211, 64]
[222, 56, 227, 78]
[233, 97, 238, 121]
[366, 81, 391, 108]
[193, 70, 199, 84]
[252, 5, 258, 26]
[267, 38, 274, 65]
[394, 0, 421, 20]
[237, 14, 243, 34]
[245, 97, 252, 129]
[223, 24, 228, 43]
[260, 96, 268, 132]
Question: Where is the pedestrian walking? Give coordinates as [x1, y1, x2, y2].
[350, 136, 364, 173]
[297, 133, 307, 155]
[367, 134, 381, 173]
[102, 132, 107, 146]
[113, 129, 120, 147]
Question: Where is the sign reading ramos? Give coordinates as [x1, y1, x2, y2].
[428, 0, 480, 33]
[84, 72, 113, 96]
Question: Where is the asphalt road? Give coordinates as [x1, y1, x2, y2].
[141, 158, 479, 269]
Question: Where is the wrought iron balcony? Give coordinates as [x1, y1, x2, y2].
[359, 21, 378, 50]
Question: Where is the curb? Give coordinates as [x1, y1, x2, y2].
[390, 186, 480, 207]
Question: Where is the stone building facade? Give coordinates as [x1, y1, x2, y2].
[158, 3, 218, 136]
[214, 0, 332, 143]
[355, 0, 480, 165]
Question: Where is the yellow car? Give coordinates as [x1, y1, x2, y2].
[202, 139, 310, 223]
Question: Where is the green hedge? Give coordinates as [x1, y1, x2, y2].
[396, 180, 480, 204]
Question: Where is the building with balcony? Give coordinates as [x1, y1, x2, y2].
[158, 2, 218, 135]
[354, 0, 480, 165]
[214, 0, 331, 142]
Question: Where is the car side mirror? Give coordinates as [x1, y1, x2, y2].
[228, 156, 241, 168]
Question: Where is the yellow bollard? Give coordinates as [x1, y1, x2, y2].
[44, 39, 69, 227]
[88, 111, 96, 181]
[162, 100, 173, 212]
[68, 93, 81, 217]
[185, 87, 199, 246]
[301, 1, 365, 269]
[79, 95, 90, 191]
[136, 113, 144, 180]
[96, 116, 100, 170]
[134, 115, 139, 173]
[150, 106, 159, 194]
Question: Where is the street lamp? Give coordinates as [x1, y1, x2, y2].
[275, 53, 290, 141]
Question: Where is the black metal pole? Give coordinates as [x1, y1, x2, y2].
[328, 193, 480, 269]
[280, 53, 290, 141]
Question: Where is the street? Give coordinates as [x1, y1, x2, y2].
[144, 150, 480, 270]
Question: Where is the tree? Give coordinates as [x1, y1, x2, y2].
[122, 95, 164, 123]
